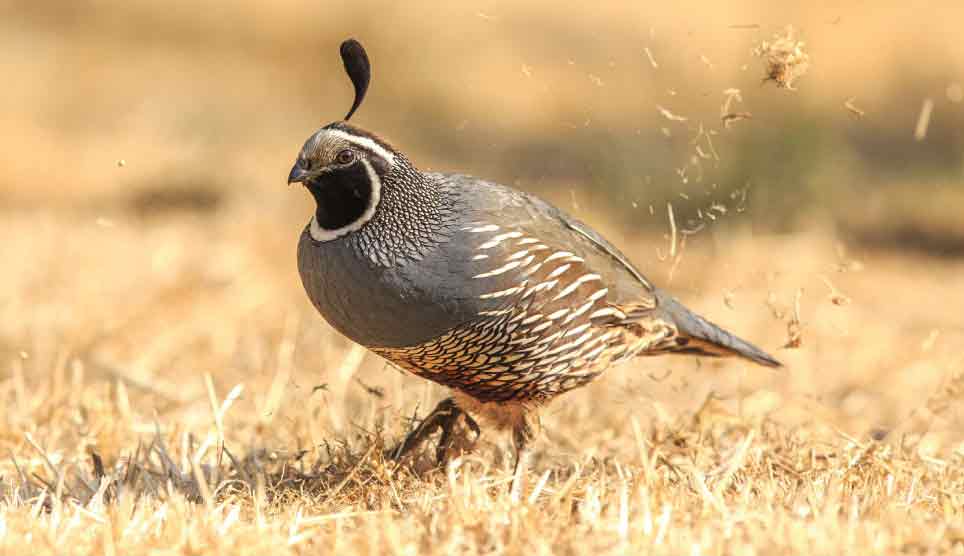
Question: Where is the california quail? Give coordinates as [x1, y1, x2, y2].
[288, 39, 780, 491]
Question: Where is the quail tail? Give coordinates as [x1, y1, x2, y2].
[656, 293, 782, 368]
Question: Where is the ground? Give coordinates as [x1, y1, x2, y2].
[5, 1, 964, 553]
[2, 205, 963, 555]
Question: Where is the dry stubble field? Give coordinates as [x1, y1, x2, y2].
[2, 203, 964, 555]
[5, 2, 964, 554]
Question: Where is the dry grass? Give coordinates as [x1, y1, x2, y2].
[5, 2, 964, 553]
[3, 204, 964, 555]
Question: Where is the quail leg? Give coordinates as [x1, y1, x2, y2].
[436, 405, 481, 464]
[509, 416, 537, 503]
[388, 397, 480, 465]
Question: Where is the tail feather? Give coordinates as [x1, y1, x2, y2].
[655, 293, 782, 368]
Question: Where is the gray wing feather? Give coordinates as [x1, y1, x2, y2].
[434, 172, 781, 368]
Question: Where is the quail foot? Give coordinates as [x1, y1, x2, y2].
[288, 39, 780, 495]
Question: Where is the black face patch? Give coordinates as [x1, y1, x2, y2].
[306, 162, 374, 231]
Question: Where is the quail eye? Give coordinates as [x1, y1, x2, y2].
[335, 149, 355, 165]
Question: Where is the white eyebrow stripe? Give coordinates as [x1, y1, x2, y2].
[325, 129, 396, 165]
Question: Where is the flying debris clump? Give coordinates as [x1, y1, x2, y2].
[721, 88, 752, 128]
[753, 26, 810, 90]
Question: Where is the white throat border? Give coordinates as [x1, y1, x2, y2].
[308, 158, 382, 242]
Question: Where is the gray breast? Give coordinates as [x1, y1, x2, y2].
[296, 173, 654, 351]
[297, 222, 504, 349]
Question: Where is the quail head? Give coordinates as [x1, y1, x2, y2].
[287, 38, 780, 493]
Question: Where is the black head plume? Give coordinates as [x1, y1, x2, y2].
[339, 39, 370, 121]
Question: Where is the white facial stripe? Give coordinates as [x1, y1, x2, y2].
[325, 129, 396, 166]
[308, 158, 382, 242]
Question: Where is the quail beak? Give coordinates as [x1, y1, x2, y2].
[287, 164, 310, 185]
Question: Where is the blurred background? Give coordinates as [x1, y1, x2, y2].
[2, 1, 964, 465]
[5, 1, 964, 243]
